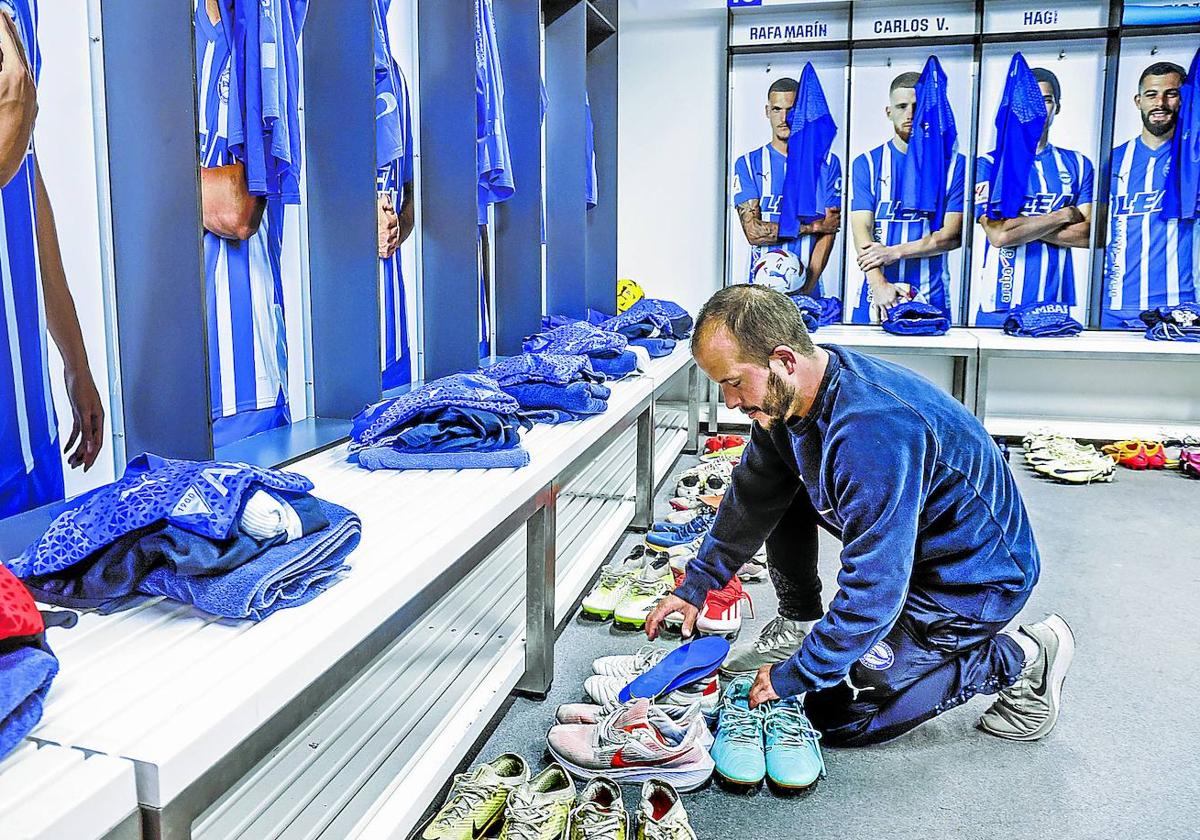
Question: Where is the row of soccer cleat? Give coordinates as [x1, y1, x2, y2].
[1023, 430, 1200, 483]
[1022, 431, 1117, 484]
[420, 753, 698, 840]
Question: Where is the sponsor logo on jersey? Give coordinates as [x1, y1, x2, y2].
[1112, 190, 1164, 216]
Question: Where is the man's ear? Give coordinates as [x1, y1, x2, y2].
[771, 345, 798, 374]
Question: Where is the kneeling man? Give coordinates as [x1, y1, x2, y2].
[647, 285, 1073, 746]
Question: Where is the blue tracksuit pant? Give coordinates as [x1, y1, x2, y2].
[767, 486, 1028, 747]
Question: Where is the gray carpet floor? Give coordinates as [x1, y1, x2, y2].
[463, 442, 1200, 839]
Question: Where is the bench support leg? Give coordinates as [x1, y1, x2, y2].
[633, 403, 655, 532]
[707, 379, 720, 434]
[684, 363, 700, 455]
[974, 353, 990, 421]
[951, 354, 978, 409]
[517, 492, 556, 698]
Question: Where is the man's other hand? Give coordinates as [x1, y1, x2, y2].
[749, 664, 781, 709]
[378, 192, 400, 259]
[63, 364, 104, 471]
[201, 162, 266, 240]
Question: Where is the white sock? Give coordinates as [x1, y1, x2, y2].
[1005, 628, 1039, 668]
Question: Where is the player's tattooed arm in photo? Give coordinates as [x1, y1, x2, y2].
[737, 198, 782, 245]
[797, 207, 841, 235]
[1040, 203, 1092, 248]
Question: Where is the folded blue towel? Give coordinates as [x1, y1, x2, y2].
[1003, 302, 1082, 337]
[882, 301, 951, 336]
[357, 446, 531, 471]
[503, 382, 609, 415]
[629, 337, 676, 358]
[589, 350, 639, 380]
[351, 373, 520, 449]
[818, 295, 843, 326]
[1141, 302, 1200, 341]
[9, 454, 314, 580]
[520, 408, 588, 425]
[523, 322, 628, 357]
[480, 353, 598, 387]
[788, 293, 822, 332]
[135, 500, 359, 621]
[379, 406, 525, 454]
[0, 643, 58, 761]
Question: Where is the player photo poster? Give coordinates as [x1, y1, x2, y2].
[968, 41, 1106, 327]
[1101, 36, 1199, 329]
[726, 52, 849, 304]
[844, 46, 974, 324]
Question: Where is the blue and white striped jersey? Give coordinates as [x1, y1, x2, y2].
[374, 1, 415, 390]
[849, 141, 966, 321]
[733, 143, 842, 294]
[0, 0, 61, 511]
[196, 6, 290, 445]
[1103, 137, 1199, 328]
[973, 144, 1094, 316]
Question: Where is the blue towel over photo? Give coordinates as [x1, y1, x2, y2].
[1162, 47, 1200, 220]
[987, 53, 1047, 220]
[778, 62, 837, 238]
[0, 644, 58, 761]
[220, 0, 307, 203]
[902, 55, 958, 227]
[137, 499, 359, 621]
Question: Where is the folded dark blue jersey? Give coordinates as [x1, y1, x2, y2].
[1141, 302, 1200, 342]
[882, 301, 950, 336]
[817, 296, 843, 326]
[788, 293, 822, 332]
[1002, 302, 1082, 337]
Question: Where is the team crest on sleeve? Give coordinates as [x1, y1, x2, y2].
[732, 172, 742, 193]
[974, 182, 989, 203]
[860, 641, 895, 671]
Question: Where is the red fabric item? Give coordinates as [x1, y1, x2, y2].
[0, 565, 44, 641]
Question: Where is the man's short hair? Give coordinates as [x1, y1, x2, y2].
[768, 77, 799, 98]
[889, 72, 921, 94]
[692, 285, 815, 365]
[1031, 67, 1061, 105]
[1139, 61, 1186, 89]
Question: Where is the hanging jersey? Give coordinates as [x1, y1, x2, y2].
[732, 143, 842, 294]
[585, 92, 598, 209]
[196, 7, 290, 446]
[475, 0, 513, 225]
[849, 141, 966, 321]
[0, 0, 61, 516]
[1103, 137, 1199, 328]
[375, 1, 415, 390]
[973, 144, 1094, 316]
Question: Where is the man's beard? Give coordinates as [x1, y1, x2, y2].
[1143, 108, 1176, 137]
[748, 370, 797, 428]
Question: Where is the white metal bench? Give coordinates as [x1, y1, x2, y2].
[26, 344, 699, 840]
[0, 741, 139, 840]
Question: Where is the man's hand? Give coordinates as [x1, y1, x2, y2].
[748, 664, 781, 710]
[63, 364, 104, 471]
[0, 12, 37, 187]
[200, 162, 266, 240]
[1058, 205, 1085, 226]
[868, 278, 905, 323]
[645, 594, 699, 641]
[857, 241, 899, 272]
[377, 192, 400, 259]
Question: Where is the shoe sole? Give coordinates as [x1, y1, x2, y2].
[713, 768, 765, 790]
[579, 605, 615, 621]
[612, 617, 648, 631]
[547, 745, 715, 792]
[765, 774, 821, 796]
[981, 614, 1075, 742]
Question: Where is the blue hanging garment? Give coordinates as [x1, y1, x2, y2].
[778, 62, 838, 238]
[986, 53, 1047, 221]
[1162, 47, 1200, 220]
[1002, 302, 1082, 337]
[586, 91, 598, 209]
[881, 301, 950, 336]
[222, 0, 307, 203]
[475, 0, 514, 222]
[373, 0, 406, 169]
[902, 55, 958, 228]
